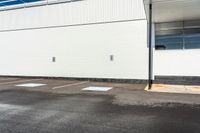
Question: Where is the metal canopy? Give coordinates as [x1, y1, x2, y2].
[144, 0, 200, 23]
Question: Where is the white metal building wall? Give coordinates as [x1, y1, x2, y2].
[0, 0, 146, 30]
[0, 0, 148, 80]
[154, 49, 200, 77]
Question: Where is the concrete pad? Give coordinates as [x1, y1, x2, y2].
[147, 84, 200, 94]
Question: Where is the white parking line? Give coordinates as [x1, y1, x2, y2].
[52, 81, 89, 90]
[0, 79, 42, 85]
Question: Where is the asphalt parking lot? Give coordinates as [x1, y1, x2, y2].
[0, 77, 200, 133]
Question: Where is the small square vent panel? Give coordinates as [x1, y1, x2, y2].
[16, 83, 46, 87]
[82, 86, 112, 91]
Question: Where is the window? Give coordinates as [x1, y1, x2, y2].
[155, 20, 200, 50]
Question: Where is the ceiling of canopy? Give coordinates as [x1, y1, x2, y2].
[143, 0, 200, 23]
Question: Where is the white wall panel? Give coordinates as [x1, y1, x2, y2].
[0, 0, 146, 30]
[0, 20, 148, 79]
[154, 50, 200, 76]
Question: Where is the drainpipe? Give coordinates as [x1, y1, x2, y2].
[148, 2, 153, 90]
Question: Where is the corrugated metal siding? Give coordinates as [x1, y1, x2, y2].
[0, 0, 146, 30]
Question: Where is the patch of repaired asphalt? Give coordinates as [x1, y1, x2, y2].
[0, 90, 200, 133]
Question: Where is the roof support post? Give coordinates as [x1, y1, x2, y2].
[148, 2, 153, 90]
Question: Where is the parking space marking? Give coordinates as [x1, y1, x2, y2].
[16, 83, 46, 87]
[82, 86, 112, 91]
[0, 79, 42, 85]
[52, 81, 89, 90]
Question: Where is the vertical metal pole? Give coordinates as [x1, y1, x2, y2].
[148, 2, 153, 90]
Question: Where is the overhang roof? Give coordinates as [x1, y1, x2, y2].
[144, 0, 200, 23]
